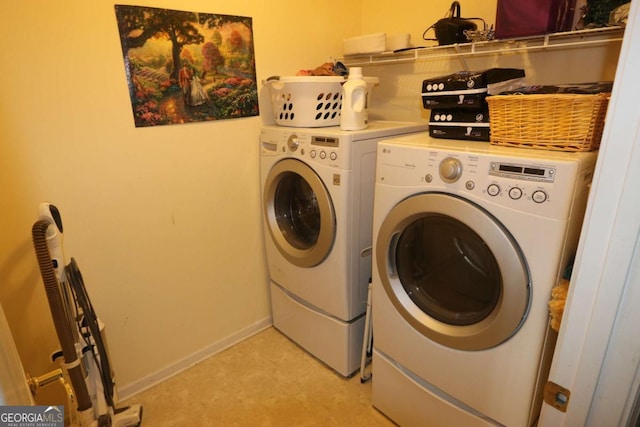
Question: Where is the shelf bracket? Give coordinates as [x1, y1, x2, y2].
[454, 44, 469, 71]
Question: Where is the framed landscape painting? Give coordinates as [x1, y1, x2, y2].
[115, 5, 259, 127]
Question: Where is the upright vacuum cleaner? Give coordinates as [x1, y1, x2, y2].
[32, 203, 142, 427]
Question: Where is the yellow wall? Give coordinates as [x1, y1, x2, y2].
[0, 0, 622, 408]
[0, 0, 363, 401]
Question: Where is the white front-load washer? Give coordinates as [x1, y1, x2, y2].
[371, 134, 597, 426]
[260, 121, 428, 377]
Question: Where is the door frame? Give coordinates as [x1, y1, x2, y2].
[539, 2, 640, 425]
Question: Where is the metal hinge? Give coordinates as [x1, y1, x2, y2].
[544, 381, 571, 412]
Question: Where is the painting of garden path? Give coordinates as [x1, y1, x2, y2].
[115, 5, 259, 127]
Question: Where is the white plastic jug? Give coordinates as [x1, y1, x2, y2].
[340, 67, 368, 130]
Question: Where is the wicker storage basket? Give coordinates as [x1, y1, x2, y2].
[486, 93, 610, 152]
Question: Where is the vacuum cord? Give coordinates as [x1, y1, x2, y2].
[32, 220, 93, 412]
[66, 257, 116, 408]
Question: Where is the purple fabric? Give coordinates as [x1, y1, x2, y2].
[495, 0, 576, 39]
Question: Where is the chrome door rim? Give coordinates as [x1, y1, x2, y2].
[376, 192, 530, 350]
[264, 158, 336, 268]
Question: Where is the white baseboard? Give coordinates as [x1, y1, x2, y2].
[117, 316, 272, 401]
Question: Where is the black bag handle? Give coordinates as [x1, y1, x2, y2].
[450, 1, 486, 26]
[449, 1, 461, 18]
[423, 1, 460, 40]
[422, 1, 488, 41]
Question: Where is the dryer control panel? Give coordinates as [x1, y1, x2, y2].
[377, 138, 598, 220]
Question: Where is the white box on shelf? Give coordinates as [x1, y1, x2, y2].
[343, 33, 386, 56]
[386, 34, 410, 51]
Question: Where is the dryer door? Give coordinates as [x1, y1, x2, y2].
[264, 158, 336, 268]
[376, 192, 530, 351]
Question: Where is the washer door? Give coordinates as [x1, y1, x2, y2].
[376, 192, 530, 350]
[264, 158, 336, 268]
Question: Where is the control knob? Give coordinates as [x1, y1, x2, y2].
[287, 135, 299, 151]
[439, 157, 463, 183]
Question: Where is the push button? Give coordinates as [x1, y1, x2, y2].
[487, 184, 500, 196]
[532, 190, 548, 203]
[509, 187, 523, 200]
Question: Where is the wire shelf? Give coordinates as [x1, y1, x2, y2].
[340, 27, 626, 67]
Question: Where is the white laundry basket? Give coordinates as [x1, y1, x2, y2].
[264, 76, 345, 127]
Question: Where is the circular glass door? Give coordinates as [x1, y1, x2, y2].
[264, 158, 336, 268]
[376, 192, 530, 350]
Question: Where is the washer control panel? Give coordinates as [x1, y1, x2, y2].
[261, 129, 345, 169]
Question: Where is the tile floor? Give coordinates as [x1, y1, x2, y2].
[121, 327, 395, 426]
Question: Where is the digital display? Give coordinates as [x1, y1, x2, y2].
[524, 167, 545, 176]
[312, 136, 339, 147]
[490, 162, 555, 183]
[499, 165, 523, 173]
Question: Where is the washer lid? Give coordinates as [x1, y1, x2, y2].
[376, 192, 530, 350]
[263, 158, 336, 268]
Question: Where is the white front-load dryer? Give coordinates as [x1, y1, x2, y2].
[260, 121, 427, 376]
[371, 134, 597, 426]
